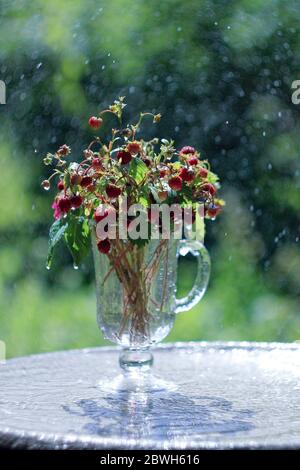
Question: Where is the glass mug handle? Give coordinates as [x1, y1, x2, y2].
[175, 239, 211, 313]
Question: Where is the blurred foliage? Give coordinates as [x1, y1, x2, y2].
[0, 0, 300, 357]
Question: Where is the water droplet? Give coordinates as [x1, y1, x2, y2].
[46, 264, 51, 271]
[36, 62, 42, 69]
[73, 264, 79, 270]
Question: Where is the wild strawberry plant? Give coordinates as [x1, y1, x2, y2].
[42, 97, 224, 269]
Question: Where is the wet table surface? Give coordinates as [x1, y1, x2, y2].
[0, 341, 300, 450]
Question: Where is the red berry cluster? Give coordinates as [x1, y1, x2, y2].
[42, 98, 224, 258]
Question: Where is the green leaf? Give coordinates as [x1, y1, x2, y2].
[207, 171, 219, 184]
[129, 157, 148, 184]
[138, 195, 149, 207]
[64, 171, 70, 188]
[47, 219, 68, 268]
[138, 184, 150, 206]
[172, 161, 181, 170]
[64, 215, 90, 266]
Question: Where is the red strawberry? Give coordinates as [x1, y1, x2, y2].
[92, 158, 102, 170]
[87, 184, 96, 193]
[199, 167, 208, 178]
[70, 194, 83, 209]
[188, 156, 199, 166]
[180, 146, 196, 155]
[127, 141, 141, 155]
[117, 150, 132, 165]
[202, 182, 216, 195]
[97, 239, 111, 254]
[41, 180, 50, 190]
[158, 190, 168, 201]
[88, 116, 103, 129]
[106, 184, 121, 199]
[168, 176, 183, 191]
[159, 169, 168, 178]
[58, 197, 71, 213]
[80, 176, 93, 188]
[179, 167, 195, 183]
[71, 173, 82, 186]
[143, 158, 152, 167]
[57, 180, 65, 191]
[207, 204, 221, 218]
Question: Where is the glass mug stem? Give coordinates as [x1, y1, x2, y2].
[119, 348, 154, 372]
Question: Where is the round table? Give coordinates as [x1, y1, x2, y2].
[0, 341, 299, 450]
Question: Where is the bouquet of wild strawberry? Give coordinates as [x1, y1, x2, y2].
[42, 97, 224, 354]
[42, 97, 223, 267]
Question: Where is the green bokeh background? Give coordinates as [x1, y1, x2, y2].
[0, 0, 300, 358]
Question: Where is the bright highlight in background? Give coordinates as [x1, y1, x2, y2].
[0, 341, 6, 363]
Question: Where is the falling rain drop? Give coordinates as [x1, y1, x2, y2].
[73, 264, 79, 270]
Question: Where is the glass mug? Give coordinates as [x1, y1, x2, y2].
[92, 231, 210, 371]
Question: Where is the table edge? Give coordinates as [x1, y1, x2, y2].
[4, 340, 300, 364]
